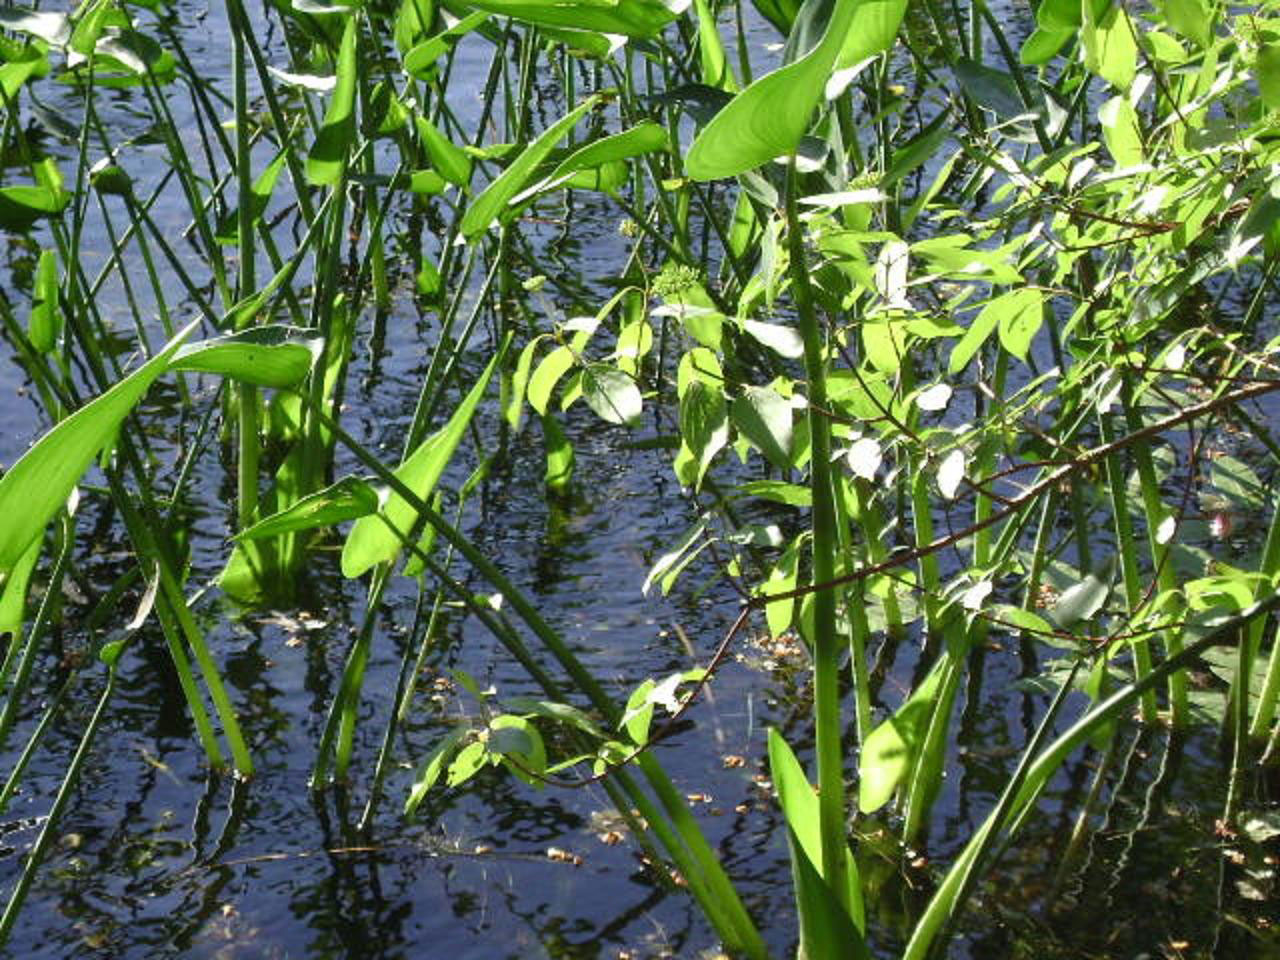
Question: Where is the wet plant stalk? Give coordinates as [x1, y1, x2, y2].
[785, 156, 851, 915]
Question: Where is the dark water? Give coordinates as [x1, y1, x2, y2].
[1, 4, 1278, 959]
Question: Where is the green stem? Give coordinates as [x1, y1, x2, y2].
[786, 157, 851, 918]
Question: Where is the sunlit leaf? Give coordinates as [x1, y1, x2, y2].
[341, 344, 507, 578]
[306, 16, 357, 185]
[859, 664, 945, 812]
[685, 0, 859, 179]
[0, 321, 198, 585]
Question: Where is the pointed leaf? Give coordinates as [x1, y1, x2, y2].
[341, 344, 507, 578]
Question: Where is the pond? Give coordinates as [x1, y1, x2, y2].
[1, 1, 1279, 958]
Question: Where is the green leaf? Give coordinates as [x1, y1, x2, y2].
[737, 480, 811, 507]
[768, 730, 868, 955]
[306, 16, 358, 185]
[216, 149, 289, 244]
[0, 320, 198, 586]
[415, 113, 473, 187]
[405, 723, 467, 815]
[528, 344, 574, 415]
[520, 121, 668, 200]
[642, 519, 707, 596]
[402, 11, 488, 77]
[341, 343, 507, 578]
[730, 386, 793, 470]
[502, 697, 605, 738]
[457, 0, 675, 38]
[838, 0, 906, 69]
[0, 539, 40, 640]
[505, 338, 540, 430]
[678, 379, 728, 489]
[1020, 26, 1074, 64]
[954, 59, 1027, 119]
[741, 318, 804, 358]
[685, 0, 859, 180]
[1163, 0, 1210, 49]
[1098, 96, 1143, 167]
[622, 678, 656, 745]
[0, 183, 71, 231]
[859, 663, 945, 813]
[582, 365, 642, 425]
[446, 739, 488, 787]
[235, 476, 380, 541]
[1082, 0, 1137, 92]
[1048, 565, 1113, 629]
[1260, 44, 1280, 111]
[393, 0, 436, 52]
[988, 288, 1043, 363]
[26, 248, 59, 352]
[489, 714, 547, 788]
[169, 326, 320, 387]
[542, 413, 574, 493]
[459, 95, 599, 239]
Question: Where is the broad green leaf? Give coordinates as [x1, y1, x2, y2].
[1049, 565, 1113, 629]
[0, 45, 48, 100]
[402, 11, 488, 77]
[0, 539, 40, 640]
[234, 477, 380, 541]
[991, 288, 1043, 362]
[169, 326, 319, 387]
[859, 663, 945, 813]
[582, 365, 642, 425]
[694, 0, 734, 90]
[741, 318, 804, 359]
[527, 122, 669, 198]
[1098, 96, 1143, 166]
[760, 535, 803, 639]
[1259, 44, 1280, 111]
[731, 386, 793, 470]
[542, 413, 574, 493]
[528, 345, 574, 415]
[678, 379, 728, 489]
[0, 320, 198, 585]
[1163, 0, 1210, 49]
[502, 697, 605, 738]
[459, 95, 599, 239]
[0, 184, 70, 231]
[93, 29, 176, 83]
[26, 248, 59, 352]
[953, 59, 1030, 120]
[622, 678, 656, 744]
[490, 714, 547, 788]
[405, 723, 467, 815]
[1082, 0, 1137, 92]
[838, 0, 906, 69]
[306, 16, 358, 185]
[737, 480, 811, 506]
[768, 730, 868, 954]
[416, 114, 472, 187]
[393, 0, 436, 53]
[505, 337, 540, 430]
[446, 739, 487, 787]
[948, 297, 1003, 373]
[1210, 454, 1266, 510]
[341, 344, 506, 578]
[685, 0, 859, 180]
[458, 0, 675, 37]
[1020, 26, 1074, 65]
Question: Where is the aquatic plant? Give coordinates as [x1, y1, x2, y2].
[1, 0, 1279, 955]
